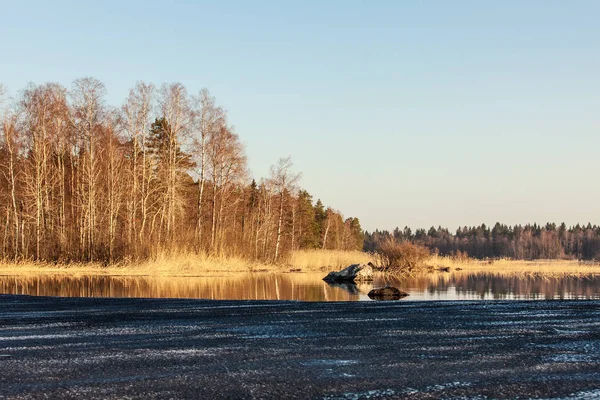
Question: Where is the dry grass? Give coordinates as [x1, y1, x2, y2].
[376, 239, 430, 273]
[0, 253, 279, 277]
[2, 250, 600, 278]
[428, 255, 600, 277]
[0, 250, 373, 277]
[288, 249, 374, 271]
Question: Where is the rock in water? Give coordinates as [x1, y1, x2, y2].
[322, 263, 374, 283]
[368, 286, 409, 300]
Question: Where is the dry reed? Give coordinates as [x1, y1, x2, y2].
[0, 250, 372, 277]
[0, 253, 278, 277]
[288, 250, 374, 271]
[429, 255, 600, 277]
[2, 251, 600, 278]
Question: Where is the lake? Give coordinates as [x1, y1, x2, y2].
[1, 272, 600, 301]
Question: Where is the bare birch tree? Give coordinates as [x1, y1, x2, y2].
[0, 97, 22, 259]
[100, 113, 125, 263]
[155, 83, 192, 244]
[190, 88, 225, 250]
[206, 125, 247, 254]
[269, 157, 300, 262]
[122, 82, 154, 253]
[20, 84, 68, 259]
[69, 78, 106, 261]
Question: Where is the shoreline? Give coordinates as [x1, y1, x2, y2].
[1, 261, 600, 278]
[0, 250, 599, 278]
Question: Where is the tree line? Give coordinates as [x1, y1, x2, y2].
[365, 222, 600, 261]
[0, 80, 363, 263]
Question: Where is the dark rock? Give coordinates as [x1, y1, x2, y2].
[437, 266, 451, 272]
[368, 286, 409, 300]
[322, 263, 374, 283]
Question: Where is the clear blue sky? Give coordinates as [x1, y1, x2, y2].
[1, 1, 598, 232]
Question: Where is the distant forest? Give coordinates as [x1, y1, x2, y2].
[0, 80, 363, 263]
[364, 223, 600, 260]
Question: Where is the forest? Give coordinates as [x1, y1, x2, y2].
[364, 223, 600, 261]
[0, 80, 363, 263]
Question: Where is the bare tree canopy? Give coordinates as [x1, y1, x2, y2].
[269, 157, 301, 261]
[0, 79, 363, 263]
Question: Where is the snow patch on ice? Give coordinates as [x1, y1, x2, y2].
[303, 359, 358, 367]
[547, 353, 596, 363]
[541, 389, 600, 399]
[323, 388, 396, 399]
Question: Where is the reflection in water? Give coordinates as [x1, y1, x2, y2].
[0, 274, 357, 302]
[383, 273, 600, 301]
[0, 272, 599, 301]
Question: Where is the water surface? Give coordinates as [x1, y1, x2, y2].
[1, 272, 600, 301]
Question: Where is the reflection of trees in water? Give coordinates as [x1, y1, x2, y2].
[1, 273, 599, 301]
[0, 274, 361, 302]
[383, 273, 600, 299]
[458, 273, 600, 299]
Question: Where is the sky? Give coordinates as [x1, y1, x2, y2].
[1, 0, 598, 232]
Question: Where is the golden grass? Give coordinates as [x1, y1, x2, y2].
[0, 253, 278, 277]
[428, 255, 600, 277]
[289, 249, 374, 271]
[0, 250, 373, 277]
[1, 250, 600, 278]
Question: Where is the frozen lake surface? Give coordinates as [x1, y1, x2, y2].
[0, 295, 599, 399]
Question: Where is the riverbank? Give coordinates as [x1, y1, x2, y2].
[0, 250, 599, 278]
[1, 295, 599, 399]
[431, 255, 600, 277]
[0, 250, 370, 277]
